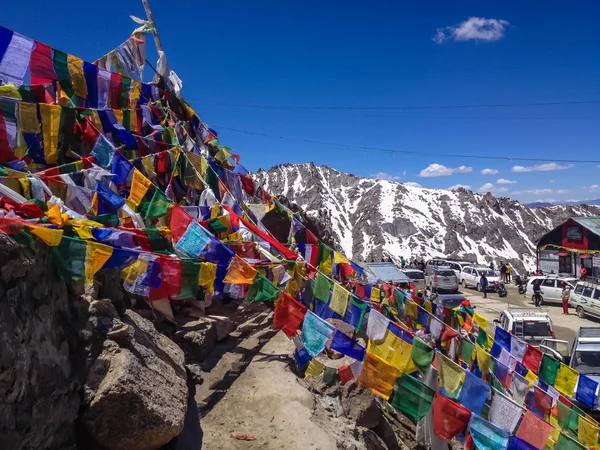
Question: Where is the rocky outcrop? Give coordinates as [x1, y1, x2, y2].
[81, 310, 188, 450]
[175, 315, 235, 363]
[254, 163, 600, 273]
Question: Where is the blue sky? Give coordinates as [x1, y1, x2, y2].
[4, 1, 600, 203]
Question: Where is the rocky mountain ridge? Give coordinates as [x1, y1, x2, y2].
[253, 163, 600, 273]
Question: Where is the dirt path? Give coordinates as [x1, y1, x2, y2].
[198, 311, 339, 450]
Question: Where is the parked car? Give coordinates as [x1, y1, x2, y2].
[460, 266, 500, 292]
[525, 275, 577, 305]
[424, 259, 450, 277]
[430, 292, 468, 309]
[444, 260, 475, 279]
[426, 267, 459, 293]
[494, 308, 555, 346]
[401, 269, 425, 291]
[569, 281, 600, 319]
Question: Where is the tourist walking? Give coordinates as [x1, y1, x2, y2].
[561, 285, 570, 315]
[480, 273, 488, 299]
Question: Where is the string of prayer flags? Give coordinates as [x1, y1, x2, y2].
[410, 337, 435, 374]
[272, 292, 308, 339]
[302, 311, 334, 357]
[330, 329, 365, 361]
[246, 273, 279, 304]
[390, 374, 435, 423]
[432, 392, 471, 441]
[223, 255, 257, 285]
[554, 363, 579, 398]
[516, 410, 555, 449]
[458, 370, 490, 415]
[304, 359, 324, 377]
[467, 414, 510, 450]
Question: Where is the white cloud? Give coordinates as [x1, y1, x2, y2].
[448, 184, 471, 190]
[404, 181, 423, 188]
[511, 191, 522, 195]
[556, 189, 569, 194]
[535, 198, 557, 203]
[481, 168, 499, 175]
[586, 185, 599, 191]
[512, 163, 574, 172]
[477, 183, 508, 194]
[521, 188, 554, 195]
[549, 179, 555, 183]
[402, 170, 407, 177]
[433, 17, 510, 44]
[372, 172, 400, 181]
[419, 163, 473, 177]
[497, 178, 517, 184]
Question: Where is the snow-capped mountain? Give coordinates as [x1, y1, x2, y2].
[253, 163, 600, 273]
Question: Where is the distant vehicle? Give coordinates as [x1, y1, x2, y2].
[460, 266, 500, 292]
[525, 275, 577, 305]
[424, 259, 450, 277]
[494, 308, 555, 346]
[401, 269, 425, 291]
[444, 260, 475, 279]
[426, 267, 459, 294]
[568, 280, 600, 319]
[430, 293, 468, 310]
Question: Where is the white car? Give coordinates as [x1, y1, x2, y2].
[568, 281, 600, 319]
[460, 266, 499, 292]
[525, 276, 577, 305]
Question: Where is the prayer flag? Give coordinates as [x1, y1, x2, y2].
[371, 287, 381, 303]
[390, 374, 435, 423]
[554, 363, 578, 398]
[302, 311, 334, 357]
[555, 433, 586, 450]
[439, 354, 465, 399]
[410, 337, 435, 374]
[273, 292, 308, 339]
[174, 221, 212, 258]
[495, 326, 512, 352]
[91, 134, 115, 167]
[128, 169, 152, 206]
[330, 283, 349, 316]
[432, 392, 471, 440]
[522, 345, 542, 374]
[330, 330, 365, 361]
[30, 226, 63, 246]
[404, 299, 418, 319]
[198, 262, 217, 295]
[223, 255, 257, 285]
[294, 347, 312, 369]
[473, 312, 488, 334]
[366, 309, 390, 342]
[367, 329, 417, 373]
[304, 359, 324, 377]
[511, 336, 528, 363]
[458, 371, 490, 415]
[313, 272, 332, 302]
[578, 416, 599, 449]
[476, 346, 491, 374]
[468, 414, 510, 450]
[338, 365, 354, 384]
[111, 150, 133, 186]
[540, 354, 561, 385]
[489, 390, 523, 433]
[532, 385, 553, 417]
[39, 103, 61, 164]
[84, 241, 113, 285]
[358, 351, 401, 401]
[515, 410, 555, 449]
[145, 188, 171, 220]
[460, 338, 476, 365]
[67, 54, 87, 98]
[508, 436, 538, 450]
[575, 374, 598, 409]
[344, 297, 368, 331]
[510, 371, 530, 406]
[246, 273, 279, 304]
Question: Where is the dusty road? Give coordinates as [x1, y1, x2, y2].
[458, 283, 600, 346]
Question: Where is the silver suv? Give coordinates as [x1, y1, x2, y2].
[426, 266, 459, 294]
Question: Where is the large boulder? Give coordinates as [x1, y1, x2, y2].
[81, 310, 188, 450]
[174, 316, 234, 362]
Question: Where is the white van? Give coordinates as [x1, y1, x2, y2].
[569, 281, 600, 319]
[525, 275, 577, 305]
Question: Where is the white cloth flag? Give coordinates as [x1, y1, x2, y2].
[366, 309, 390, 342]
[0, 32, 34, 85]
[499, 348, 517, 371]
[510, 335, 527, 362]
[510, 371, 530, 406]
[489, 390, 524, 433]
[430, 317, 444, 340]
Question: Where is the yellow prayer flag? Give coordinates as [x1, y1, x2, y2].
[18, 178, 30, 199]
[113, 109, 124, 125]
[367, 330, 418, 373]
[486, 334, 495, 350]
[47, 204, 69, 227]
[215, 147, 232, 163]
[476, 346, 490, 374]
[358, 351, 402, 401]
[371, 287, 381, 303]
[333, 251, 349, 264]
[525, 370, 538, 387]
[29, 226, 63, 246]
[128, 169, 152, 206]
[39, 104, 61, 164]
[130, 81, 141, 110]
[199, 262, 217, 295]
[122, 258, 149, 283]
[404, 299, 418, 319]
[578, 416, 599, 448]
[0, 84, 22, 100]
[319, 249, 332, 276]
[19, 102, 40, 134]
[141, 155, 156, 177]
[210, 203, 220, 219]
[305, 359, 324, 377]
[67, 55, 87, 98]
[473, 312, 488, 333]
[554, 363, 578, 397]
[84, 242, 113, 285]
[222, 255, 257, 285]
[330, 283, 349, 316]
[439, 354, 466, 396]
[74, 225, 94, 240]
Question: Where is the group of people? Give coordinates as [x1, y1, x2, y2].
[493, 262, 513, 283]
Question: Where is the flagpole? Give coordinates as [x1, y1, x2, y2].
[141, 0, 165, 55]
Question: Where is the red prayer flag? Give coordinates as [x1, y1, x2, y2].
[532, 386, 553, 416]
[169, 205, 193, 242]
[30, 41, 57, 85]
[149, 256, 182, 301]
[110, 72, 123, 109]
[522, 345, 543, 374]
[273, 292, 308, 338]
[441, 326, 459, 342]
[338, 365, 354, 384]
[0, 111, 15, 163]
[515, 410, 554, 449]
[240, 175, 255, 196]
[432, 393, 471, 441]
[355, 283, 365, 300]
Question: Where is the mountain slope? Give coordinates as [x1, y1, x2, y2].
[253, 163, 600, 273]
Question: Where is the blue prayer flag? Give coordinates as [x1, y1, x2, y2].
[492, 359, 510, 387]
[294, 347, 312, 368]
[95, 181, 125, 213]
[330, 330, 366, 361]
[458, 371, 490, 415]
[314, 295, 341, 321]
[508, 436, 537, 450]
[343, 298, 367, 331]
[490, 342, 503, 358]
[575, 374, 598, 409]
[111, 150, 134, 185]
[102, 248, 138, 270]
[495, 326, 512, 352]
[91, 134, 115, 167]
[468, 414, 510, 450]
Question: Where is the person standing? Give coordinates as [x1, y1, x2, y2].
[490, 262, 495, 272]
[400, 256, 406, 269]
[506, 264, 512, 283]
[500, 263, 507, 282]
[561, 285, 570, 315]
[580, 266, 587, 280]
[533, 279, 542, 307]
[480, 273, 488, 299]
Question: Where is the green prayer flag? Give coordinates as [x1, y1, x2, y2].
[121, 77, 131, 109]
[313, 272, 332, 302]
[208, 218, 229, 234]
[144, 228, 171, 253]
[491, 373, 506, 394]
[246, 273, 279, 303]
[410, 337, 435, 374]
[390, 374, 435, 423]
[177, 259, 200, 298]
[480, 403, 490, 421]
[460, 338, 475, 364]
[145, 189, 171, 220]
[477, 328, 488, 347]
[394, 289, 405, 306]
[52, 236, 86, 284]
[53, 50, 74, 98]
[92, 213, 119, 227]
[323, 367, 338, 386]
[539, 354, 560, 385]
[349, 296, 368, 331]
[555, 432, 586, 450]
